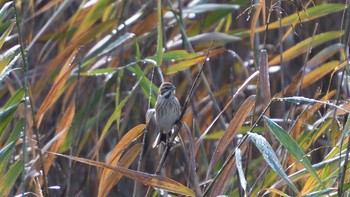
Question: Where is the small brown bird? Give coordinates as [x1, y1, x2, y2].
[153, 82, 181, 147]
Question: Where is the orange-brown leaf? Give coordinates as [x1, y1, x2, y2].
[164, 48, 227, 75]
[207, 95, 255, 177]
[47, 151, 195, 196]
[276, 61, 345, 97]
[98, 143, 142, 197]
[99, 124, 145, 193]
[35, 62, 76, 126]
[250, 1, 263, 49]
[44, 102, 75, 174]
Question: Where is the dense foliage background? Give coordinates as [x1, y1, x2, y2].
[0, 0, 350, 196]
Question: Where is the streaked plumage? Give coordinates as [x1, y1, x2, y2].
[153, 82, 181, 147]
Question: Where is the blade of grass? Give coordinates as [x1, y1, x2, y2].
[0, 45, 20, 72]
[0, 160, 23, 196]
[0, 22, 14, 48]
[236, 148, 248, 195]
[248, 132, 299, 193]
[263, 116, 325, 188]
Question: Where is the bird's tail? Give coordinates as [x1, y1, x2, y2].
[152, 133, 167, 148]
[152, 132, 180, 148]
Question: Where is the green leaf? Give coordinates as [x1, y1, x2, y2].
[4, 119, 23, 145]
[127, 65, 158, 105]
[84, 32, 135, 63]
[81, 67, 117, 76]
[148, 50, 199, 62]
[3, 88, 24, 108]
[233, 4, 346, 39]
[188, 10, 231, 36]
[168, 32, 241, 49]
[0, 104, 19, 137]
[0, 22, 14, 49]
[96, 78, 143, 150]
[73, 0, 113, 38]
[248, 132, 299, 193]
[263, 116, 325, 188]
[0, 141, 16, 175]
[0, 160, 23, 196]
[267, 4, 346, 29]
[0, 45, 20, 72]
[269, 31, 344, 65]
[0, 88, 24, 136]
[303, 188, 335, 197]
[0, 62, 21, 85]
[0, 2, 13, 23]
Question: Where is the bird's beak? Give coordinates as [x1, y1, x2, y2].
[171, 86, 176, 91]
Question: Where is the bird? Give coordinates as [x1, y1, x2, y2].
[153, 82, 181, 147]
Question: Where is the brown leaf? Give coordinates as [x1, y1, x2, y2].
[207, 95, 255, 178]
[44, 102, 75, 174]
[98, 143, 142, 197]
[46, 151, 195, 196]
[35, 48, 80, 126]
[276, 61, 346, 97]
[98, 124, 145, 194]
[194, 71, 260, 156]
[250, 1, 263, 49]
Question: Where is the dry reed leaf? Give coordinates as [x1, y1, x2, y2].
[44, 102, 75, 174]
[262, 188, 289, 197]
[302, 61, 345, 90]
[282, 71, 303, 97]
[72, 1, 112, 40]
[129, 11, 158, 36]
[47, 151, 195, 196]
[207, 95, 255, 178]
[35, 49, 79, 126]
[41, 20, 115, 82]
[276, 61, 345, 97]
[98, 124, 145, 194]
[250, 1, 263, 49]
[194, 71, 259, 156]
[268, 31, 344, 65]
[98, 143, 142, 197]
[164, 48, 227, 75]
[25, 0, 64, 22]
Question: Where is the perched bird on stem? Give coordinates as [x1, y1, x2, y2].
[152, 82, 181, 147]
